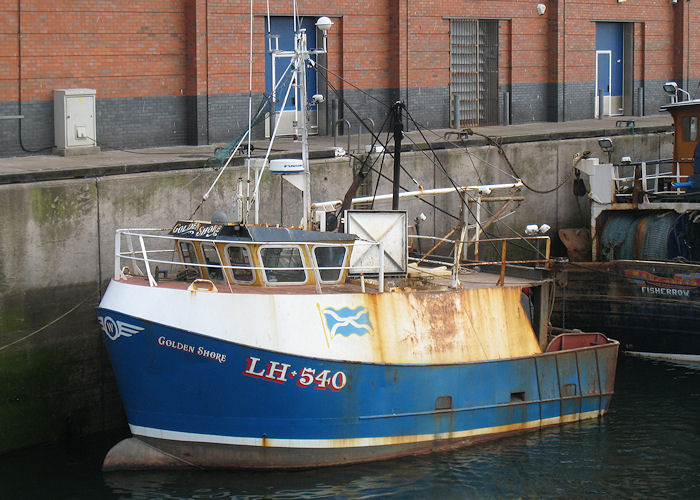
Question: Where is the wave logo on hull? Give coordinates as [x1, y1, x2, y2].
[98, 315, 144, 341]
[318, 305, 373, 347]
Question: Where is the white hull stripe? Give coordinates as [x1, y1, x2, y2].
[130, 411, 603, 449]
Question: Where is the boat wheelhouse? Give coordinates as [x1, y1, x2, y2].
[164, 221, 356, 288]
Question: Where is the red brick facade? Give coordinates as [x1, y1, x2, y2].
[0, 0, 697, 153]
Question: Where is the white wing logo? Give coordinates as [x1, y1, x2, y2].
[98, 316, 144, 341]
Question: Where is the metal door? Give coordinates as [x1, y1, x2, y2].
[450, 19, 498, 127]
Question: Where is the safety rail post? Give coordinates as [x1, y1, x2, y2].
[125, 232, 142, 276]
[497, 239, 507, 286]
[378, 242, 384, 293]
[114, 230, 122, 280]
[306, 243, 323, 294]
[333, 119, 351, 153]
[139, 235, 158, 287]
[641, 162, 649, 202]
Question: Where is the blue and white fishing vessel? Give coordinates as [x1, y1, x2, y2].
[97, 5, 618, 470]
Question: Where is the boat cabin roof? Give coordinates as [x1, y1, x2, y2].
[659, 99, 700, 113]
[169, 220, 356, 243]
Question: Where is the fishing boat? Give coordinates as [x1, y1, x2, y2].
[554, 89, 700, 362]
[97, 6, 618, 470]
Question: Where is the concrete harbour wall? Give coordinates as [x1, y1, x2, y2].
[0, 130, 671, 454]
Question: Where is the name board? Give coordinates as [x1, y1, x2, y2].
[170, 221, 224, 239]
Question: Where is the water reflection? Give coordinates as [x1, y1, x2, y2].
[1, 357, 698, 499]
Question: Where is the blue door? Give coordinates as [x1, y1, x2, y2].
[265, 17, 317, 112]
[596, 23, 624, 116]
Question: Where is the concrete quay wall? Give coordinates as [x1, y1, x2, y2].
[0, 131, 671, 454]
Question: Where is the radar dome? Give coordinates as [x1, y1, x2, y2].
[211, 211, 228, 224]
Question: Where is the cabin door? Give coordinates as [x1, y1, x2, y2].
[265, 17, 319, 137]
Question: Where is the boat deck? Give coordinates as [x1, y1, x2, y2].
[119, 268, 544, 294]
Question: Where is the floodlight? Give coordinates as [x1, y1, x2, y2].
[598, 137, 614, 152]
[663, 82, 678, 95]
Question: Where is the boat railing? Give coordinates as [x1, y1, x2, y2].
[612, 159, 691, 201]
[410, 233, 551, 277]
[113, 229, 386, 292]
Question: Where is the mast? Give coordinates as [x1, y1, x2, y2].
[392, 102, 403, 210]
[298, 29, 312, 229]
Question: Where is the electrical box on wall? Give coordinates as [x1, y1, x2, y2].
[53, 88, 100, 156]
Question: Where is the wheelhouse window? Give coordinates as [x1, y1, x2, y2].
[259, 246, 307, 284]
[682, 116, 698, 142]
[226, 245, 255, 283]
[313, 245, 347, 282]
[201, 243, 224, 282]
[178, 241, 202, 279]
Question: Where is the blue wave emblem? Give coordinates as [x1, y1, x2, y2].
[322, 306, 373, 338]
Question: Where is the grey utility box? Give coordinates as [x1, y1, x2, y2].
[53, 88, 100, 156]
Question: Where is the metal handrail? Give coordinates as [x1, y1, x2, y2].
[613, 160, 691, 198]
[410, 234, 552, 268]
[332, 119, 351, 152]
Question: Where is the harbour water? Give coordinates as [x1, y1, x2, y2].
[0, 356, 697, 499]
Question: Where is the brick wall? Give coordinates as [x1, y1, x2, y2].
[0, 0, 696, 155]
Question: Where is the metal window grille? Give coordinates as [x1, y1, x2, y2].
[450, 19, 499, 127]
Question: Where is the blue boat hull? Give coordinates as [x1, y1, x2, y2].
[98, 308, 618, 469]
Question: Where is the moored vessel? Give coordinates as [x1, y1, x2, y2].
[554, 89, 700, 362]
[97, 3, 618, 470]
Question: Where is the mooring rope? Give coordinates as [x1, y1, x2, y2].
[0, 291, 98, 352]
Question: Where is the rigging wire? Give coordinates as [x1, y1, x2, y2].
[317, 59, 577, 199]
[402, 106, 524, 253]
[322, 76, 537, 255]
[320, 63, 530, 233]
[346, 151, 461, 222]
[246, 58, 299, 221]
[247, 0, 254, 159]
